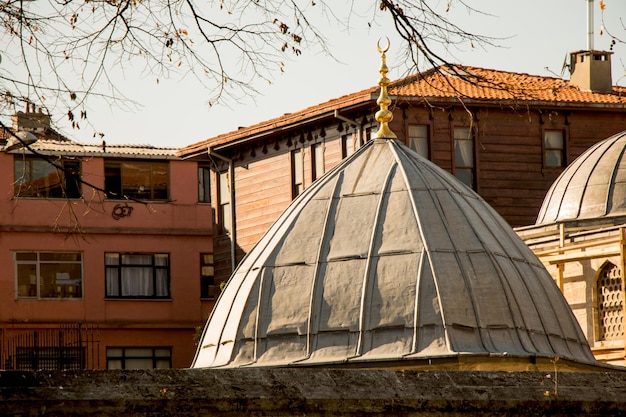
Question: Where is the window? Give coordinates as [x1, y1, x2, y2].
[544, 129, 565, 167]
[218, 171, 232, 234]
[408, 124, 429, 158]
[105, 253, 170, 298]
[454, 127, 475, 188]
[291, 148, 303, 198]
[340, 135, 348, 159]
[311, 143, 324, 181]
[104, 160, 169, 201]
[198, 165, 211, 203]
[14, 157, 81, 198]
[107, 347, 171, 369]
[597, 262, 624, 342]
[15, 252, 83, 299]
[200, 253, 219, 299]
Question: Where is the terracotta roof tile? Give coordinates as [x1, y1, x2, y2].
[393, 66, 626, 104]
[179, 65, 626, 157]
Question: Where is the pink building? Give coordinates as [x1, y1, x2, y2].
[0, 110, 214, 369]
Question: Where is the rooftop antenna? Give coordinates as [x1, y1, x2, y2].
[587, 0, 595, 51]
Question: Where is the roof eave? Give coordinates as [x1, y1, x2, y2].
[179, 99, 376, 159]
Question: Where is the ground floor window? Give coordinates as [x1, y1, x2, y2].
[106, 347, 172, 369]
[14, 251, 83, 299]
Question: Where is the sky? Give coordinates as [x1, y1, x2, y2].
[28, 1, 626, 148]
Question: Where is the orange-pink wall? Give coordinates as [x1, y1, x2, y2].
[0, 152, 214, 368]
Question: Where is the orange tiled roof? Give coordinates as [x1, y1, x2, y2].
[179, 65, 626, 157]
[180, 86, 377, 157]
[393, 65, 626, 103]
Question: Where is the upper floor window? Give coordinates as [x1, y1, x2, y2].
[291, 148, 303, 199]
[408, 124, 429, 159]
[14, 157, 81, 198]
[311, 143, 324, 181]
[544, 129, 565, 167]
[105, 253, 170, 299]
[104, 160, 169, 201]
[453, 127, 475, 189]
[198, 165, 211, 203]
[340, 134, 353, 159]
[106, 347, 171, 369]
[15, 251, 83, 299]
[218, 171, 232, 234]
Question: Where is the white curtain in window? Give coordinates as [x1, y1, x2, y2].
[155, 255, 169, 297]
[455, 140, 474, 167]
[105, 253, 119, 296]
[122, 266, 153, 296]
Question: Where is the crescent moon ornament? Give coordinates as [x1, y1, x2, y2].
[377, 37, 390, 53]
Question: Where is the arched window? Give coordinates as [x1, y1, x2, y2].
[597, 262, 624, 341]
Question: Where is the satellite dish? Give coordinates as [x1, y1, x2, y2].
[561, 52, 570, 76]
[5, 131, 37, 151]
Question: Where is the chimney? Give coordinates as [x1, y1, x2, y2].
[568, 0, 613, 93]
[569, 50, 613, 93]
[11, 104, 51, 132]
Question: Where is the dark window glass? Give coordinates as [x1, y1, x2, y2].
[291, 149, 303, 199]
[14, 157, 81, 198]
[200, 253, 219, 299]
[104, 160, 169, 201]
[106, 347, 171, 369]
[311, 143, 324, 181]
[198, 166, 211, 203]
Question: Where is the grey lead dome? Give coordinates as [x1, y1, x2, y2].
[193, 137, 594, 368]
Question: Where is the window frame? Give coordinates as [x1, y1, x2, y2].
[311, 142, 324, 181]
[453, 126, 476, 189]
[105, 252, 171, 299]
[407, 124, 430, 159]
[291, 148, 304, 199]
[14, 156, 81, 199]
[543, 128, 566, 168]
[106, 346, 172, 369]
[14, 251, 83, 300]
[198, 165, 211, 203]
[104, 160, 170, 201]
[217, 170, 232, 235]
[200, 253, 218, 299]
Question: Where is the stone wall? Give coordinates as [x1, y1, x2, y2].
[1, 368, 625, 416]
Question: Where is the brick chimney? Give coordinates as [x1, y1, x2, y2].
[12, 103, 51, 132]
[569, 50, 613, 93]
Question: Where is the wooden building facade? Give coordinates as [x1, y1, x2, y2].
[179, 56, 626, 287]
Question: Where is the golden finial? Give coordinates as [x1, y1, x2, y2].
[372, 37, 396, 140]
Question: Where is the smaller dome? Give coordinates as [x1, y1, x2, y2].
[537, 131, 626, 225]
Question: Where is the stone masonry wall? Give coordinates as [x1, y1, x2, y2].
[0, 368, 625, 416]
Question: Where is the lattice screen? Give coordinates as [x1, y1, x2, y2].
[598, 263, 624, 341]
